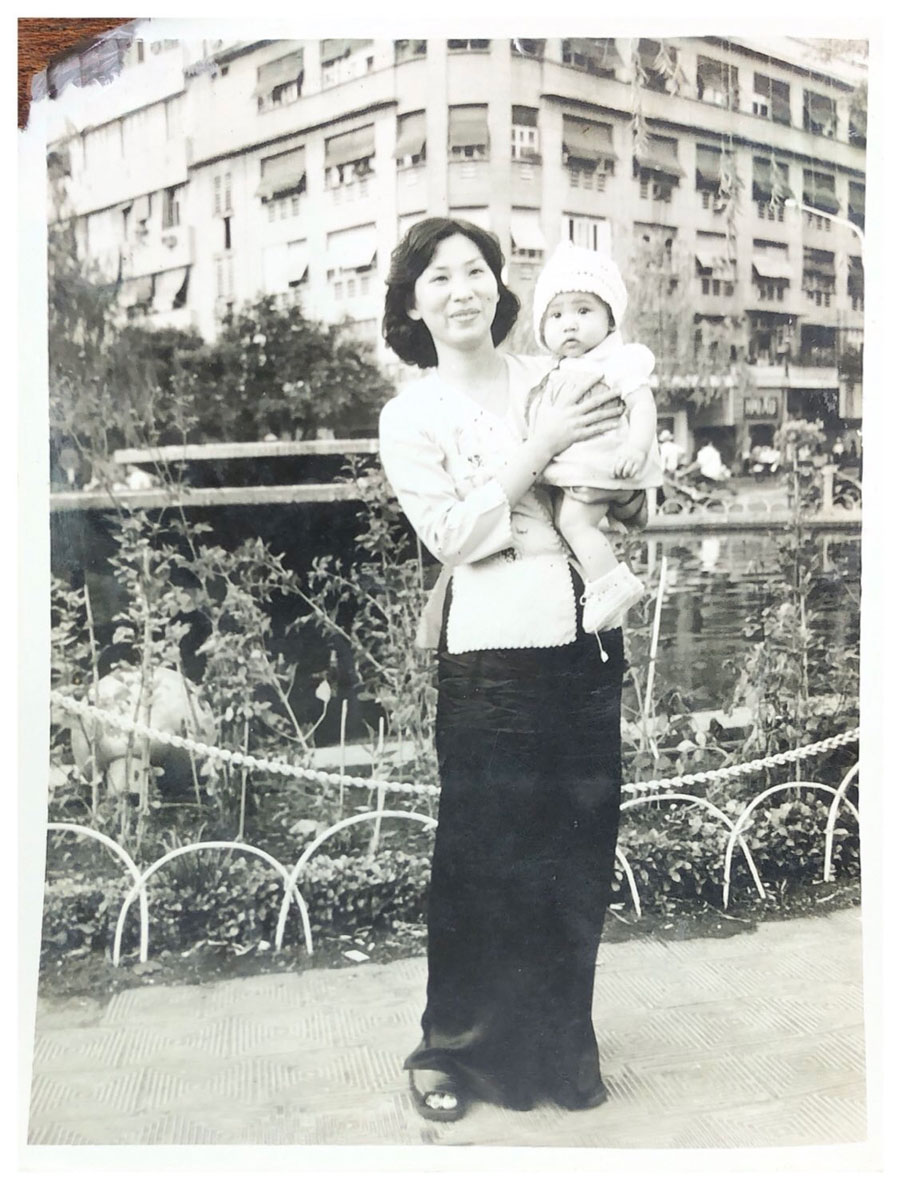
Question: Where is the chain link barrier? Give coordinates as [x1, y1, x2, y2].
[52, 690, 859, 798]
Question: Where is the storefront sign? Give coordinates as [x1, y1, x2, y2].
[744, 395, 780, 417]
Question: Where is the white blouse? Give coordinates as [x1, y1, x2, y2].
[379, 353, 583, 653]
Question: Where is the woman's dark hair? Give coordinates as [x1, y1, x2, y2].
[382, 217, 521, 368]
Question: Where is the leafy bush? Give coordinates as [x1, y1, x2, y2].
[40, 845, 432, 963]
[613, 788, 859, 912]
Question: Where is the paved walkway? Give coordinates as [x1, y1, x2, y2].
[27, 909, 867, 1150]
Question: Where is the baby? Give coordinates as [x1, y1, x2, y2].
[528, 242, 662, 634]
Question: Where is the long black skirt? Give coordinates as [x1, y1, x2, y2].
[404, 590, 624, 1111]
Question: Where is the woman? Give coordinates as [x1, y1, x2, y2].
[379, 218, 627, 1120]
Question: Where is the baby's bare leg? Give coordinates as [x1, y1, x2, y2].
[555, 492, 618, 581]
[606, 489, 649, 531]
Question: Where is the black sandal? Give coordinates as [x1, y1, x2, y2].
[408, 1069, 468, 1122]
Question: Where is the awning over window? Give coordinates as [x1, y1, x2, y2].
[153, 267, 188, 311]
[325, 125, 375, 167]
[320, 38, 371, 65]
[752, 157, 793, 202]
[120, 274, 153, 307]
[254, 49, 304, 96]
[803, 251, 835, 276]
[562, 115, 615, 164]
[806, 90, 836, 119]
[697, 56, 734, 88]
[696, 250, 734, 275]
[448, 106, 489, 150]
[257, 146, 306, 199]
[563, 37, 622, 68]
[752, 255, 793, 281]
[286, 240, 309, 283]
[848, 256, 864, 299]
[510, 212, 546, 252]
[326, 225, 377, 271]
[695, 145, 728, 190]
[802, 173, 839, 215]
[393, 111, 426, 159]
[636, 136, 684, 178]
[848, 184, 866, 220]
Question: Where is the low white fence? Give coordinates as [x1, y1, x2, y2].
[47, 691, 860, 968]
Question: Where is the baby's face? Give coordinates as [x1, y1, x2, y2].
[542, 291, 612, 357]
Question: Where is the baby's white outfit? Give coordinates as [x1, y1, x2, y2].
[527, 329, 663, 494]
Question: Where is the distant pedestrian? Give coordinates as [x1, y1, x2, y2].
[658, 430, 684, 476]
[696, 440, 727, 481]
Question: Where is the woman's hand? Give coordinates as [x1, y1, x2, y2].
[534, 372, 625, 459]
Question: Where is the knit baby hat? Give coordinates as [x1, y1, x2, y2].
[532, 241, 628, 349]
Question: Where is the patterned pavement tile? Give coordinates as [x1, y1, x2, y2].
[27, 910, 868, 1151]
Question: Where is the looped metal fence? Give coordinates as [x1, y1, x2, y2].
[46, 690, 860, 966]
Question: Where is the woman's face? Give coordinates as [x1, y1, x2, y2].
[407, 233, 499, 356]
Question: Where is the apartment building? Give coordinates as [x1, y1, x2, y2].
[49, 35, 866, 460]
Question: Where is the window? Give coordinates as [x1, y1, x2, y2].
[562, 115, 616, 180]
[696, 55, 739, 109]
[448, 105, 489, 159]
[255, 49, 304, 112]
[161, 187, 181, 230]
[511, 39, 545, 58]
[802, 169, 839, 216]
[803, 89, 837, 137]
[395, 40, 426, 63]
[757, 202, 785, 222]
[849, 102, 866, 147]
[637, 39, 678, 93]
[509, 211, 546, 259]
[326, 225, 377, 300]
[224, 216, 232, 251]
[634, 135, 683, 199]
[325, 126, 375, 194]
[320, 39, 375, 88]
[213, 172, 232, 216]
[511, 106, 540, 161]
[394, 111, 426, 168]
[696, 234, 736, 297]
[447, 39, 490, 51]
[561, 38, 621, 78]
[753, 73, 791, 125]
[562, 214, 610, 253]
[848, 181, 865, 230]
[802, 247, 836, 304]
[848, 255, 864, 311]
[695, 144, 733, 212]
[752, 156, 792, 206]
[257, 147, 307, 203]
[752, 240, 791, 299]
[215, 255, 234, 300]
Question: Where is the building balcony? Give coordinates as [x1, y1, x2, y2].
[751, 363, 839, 389]
[123, 223, 194, 278]
[395, 164, 428, 214]
[447, 158, 492, 207]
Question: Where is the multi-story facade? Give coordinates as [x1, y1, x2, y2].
[49, 34, 866, 460]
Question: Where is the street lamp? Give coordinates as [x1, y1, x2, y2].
[783, 197, 865, 267]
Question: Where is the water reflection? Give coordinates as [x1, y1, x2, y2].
[631, 530, 861, 711]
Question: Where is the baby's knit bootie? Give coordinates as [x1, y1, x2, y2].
[581, 563, 645, 634]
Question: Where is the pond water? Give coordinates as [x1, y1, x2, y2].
[50, 505, 862, 740]
[626, 529, 861, 712]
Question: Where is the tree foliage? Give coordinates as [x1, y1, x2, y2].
[625, 229, 751, 410]
[176, 299, 393, 443]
